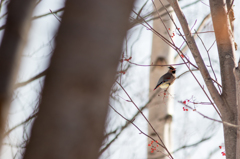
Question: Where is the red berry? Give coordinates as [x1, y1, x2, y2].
[221, 152, 226, 156]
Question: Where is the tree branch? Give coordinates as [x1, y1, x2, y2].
[100, 89, 161, 155]
[167, 0, 225, 113]
[15, 68, 47, 89]
[176, 13, 211, 60]
[32, 7, 64, 20]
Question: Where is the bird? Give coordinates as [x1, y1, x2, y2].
[154, 66, 176, 91]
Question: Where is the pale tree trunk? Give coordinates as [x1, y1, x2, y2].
[168, 0, 238, 159]
[0, 0, 36, 148]
[22, 0, 134, 159]
[148, 0, 174, 158]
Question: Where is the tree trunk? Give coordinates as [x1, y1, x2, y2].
[22, 0, 134, 159]
[0, 0, 36, 148]
[234, 61, 240, 159]
[209, 1, 237, 159]
[148, 0, 174, 158]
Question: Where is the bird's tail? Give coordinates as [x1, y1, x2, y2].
[153, 85, 159, 91]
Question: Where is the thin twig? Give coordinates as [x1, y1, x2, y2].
[195, 31, 221, 93]
[15, 68, 48, 89]
[180, 102, 239, 129]
[116, 81, 174, 159]
[177, 13, 211, 60]
[101, 89, 161, 154]
[132, 10, 198, 70]
[32, 7, 64, 20]
[128, 61, 186, 67]
[49, 9, 61, 22]
[152, 0, 175, 45]
[4, 111, 38, 137]
[108, 105, 171, 157]
[176, 69, 199, 79]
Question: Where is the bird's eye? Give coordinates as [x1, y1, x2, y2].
[172, 70, 176, 74]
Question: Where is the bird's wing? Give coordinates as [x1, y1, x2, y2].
[158, 73, 172, 84]
[154, 73, 171, 90]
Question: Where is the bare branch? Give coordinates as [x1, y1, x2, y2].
[180, 102, 239, 129]
[195, 31, 221, 93]
[15, 69, 47, 89]
[116, 81, 174, 159]
[172, 136, 212, 154]
[176, 13, 211, 59]
[176, 69, 198, 79]
[100, 89, 161, 155]
[167, 0, 225, 113]
[108, 105, 171, 157]
[130, 0, 201, 29]
[32, 7, 64, 20]
[4, 111, 38, 137]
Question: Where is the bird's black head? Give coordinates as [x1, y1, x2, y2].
[168, 66, 176, 74]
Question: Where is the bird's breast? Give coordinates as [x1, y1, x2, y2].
[159, 83, 170, 88]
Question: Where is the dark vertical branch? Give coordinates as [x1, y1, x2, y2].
[0, 0, 36, 147]
[22, 0, 135, 159]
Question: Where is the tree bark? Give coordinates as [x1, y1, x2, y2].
[0, 0, 36, 148]
[22, 0, 134, 159]
[209, 1, 237, 159]
[148, 0, 174, 158]
[234, 60, 240, 159]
